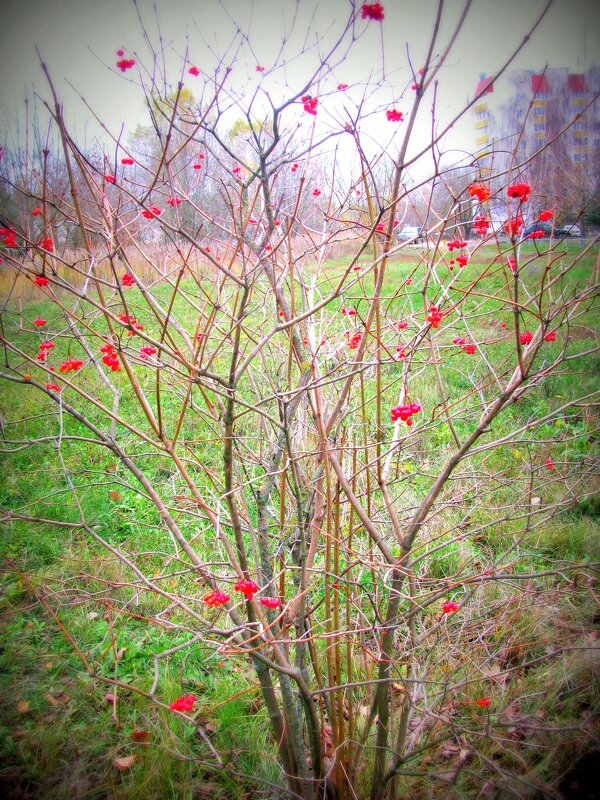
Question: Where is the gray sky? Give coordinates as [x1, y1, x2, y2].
[0, 0, 598, 156]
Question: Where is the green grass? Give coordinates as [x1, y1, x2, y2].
[1, 245, 599, 798]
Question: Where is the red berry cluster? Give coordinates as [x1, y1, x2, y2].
[32, 207, 42, 217]
[121, 157, 134, 165]
[121, 273, 135, 288]
[234, 578, 259, 600]
[473, 215, 489, 235]
[443, 600, 459, 614]
[301, 95, 318, 115]
[34, 318, 46, 327]
[519, 331, 533, 345]
[506, 182, 530, 201]
[468, 184, 490, 202]
[167, 196, 182, 207]
[291, 163, 299, 173]
[170, 694, 195, 712]
[446, 239, 467, 252]
[505, 215, 523, 236]
[390, 401, 421, 425]
[361, 2, 385, 20]
[449, 255, 468, 270]
[119, 313, 143, 336]
[189, 66, 200, 77]
[386, 109, 403, 122]
[0, 225, 18, 248]
[39, 237, 54, 252]
[140, 345, 157, 359]
[37, 340, 55, 361]
[58, 359, 83, 374]
[100, 343, 121, 372]
[116, 50, 135, 72]
[204, 589, 230, 607]
[426, 305, 443, 328]
[453, 338, 476, 355]
[545, 458, 554, 470]
[260, 597, 281, 609]
[341, 307, 357, 316]
[346, 330, 363, 350]
[142, 206, 161, 219]
[528, 230, 545, 239]
[538, 209, 553, 221]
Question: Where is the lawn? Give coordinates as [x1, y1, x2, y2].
[1, 242, 599, 799]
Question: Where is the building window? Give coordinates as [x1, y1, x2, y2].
[573, 137, 588, 146]
[535, 91, 549, 100]
[572, 91, 586, 99]
[534, 122, 545, 132]
[594, 139, 600, 148]
[572, 121, 585, 131]
[534, 106, 545, 116]
[573, 152, 588, 162]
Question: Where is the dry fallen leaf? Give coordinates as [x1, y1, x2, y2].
[193, 784, 221, 798]
[481, 662, 502, 679]
[130, 729, 150, 743]
[438, 741, 460, 760]
[203, 720, 219, 734]
[46, 694, 60, 707]
[16, 700, 30, 714]
[113, 756, 135, 771]
[110, 490, 123, 502]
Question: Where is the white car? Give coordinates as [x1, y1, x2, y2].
[563, 224, 582, 237]
[398, 225, 425, 243]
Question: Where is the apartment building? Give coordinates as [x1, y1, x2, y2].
[472, 67, 599, 166]
[471, 67, 599, 212]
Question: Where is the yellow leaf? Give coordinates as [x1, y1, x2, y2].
[16, 700, 30, 714]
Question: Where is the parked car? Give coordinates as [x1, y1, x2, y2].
[398, 225, 425, 243]
[521, 222, 554, 239]
[522, 221, 582, 240]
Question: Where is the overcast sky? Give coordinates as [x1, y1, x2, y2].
[0, 0, 598, 159]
